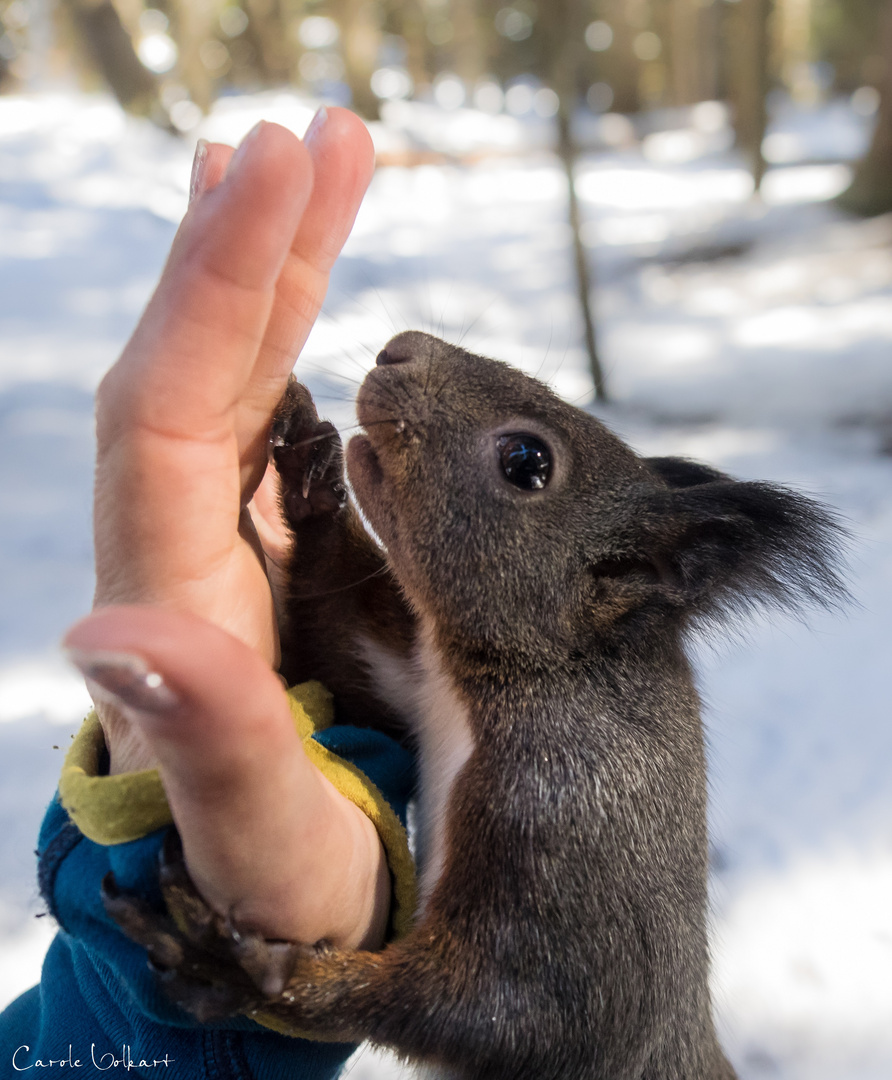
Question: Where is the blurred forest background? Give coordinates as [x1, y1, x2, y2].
[1, 0, 889, 212]
[0, 0, 889, 400]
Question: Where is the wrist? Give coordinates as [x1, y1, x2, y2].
[174, 765, 390, 952]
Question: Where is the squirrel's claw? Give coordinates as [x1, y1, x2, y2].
[101, 872, 186, 970]
[271, 379, 348, 524]
[101, 830, 314, 1023]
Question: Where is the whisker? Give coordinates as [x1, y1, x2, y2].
[293, 563, 391, 600]
[568, 389, 597, 407]
[368, 286, 404, 338]
[419, 262, 435, 337]
[292, 362, 363, 389]
[273, 417, 399, 453]
[329, 275, 404, 342]
[437, 283, 456, 340]
[542, 338, 571, 394]
[304, 370, 365, 391]
[361, 379, 403, 412]
[360, 417, 403, 430]
[533, 320, 556, 383]
[455, 298, 496, 349]
[302, 313, 379, 377]
[274, 428, 341, 451]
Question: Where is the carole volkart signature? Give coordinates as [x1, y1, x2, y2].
[12, 1045, 174, 1070]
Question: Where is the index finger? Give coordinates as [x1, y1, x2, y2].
[235, 107, 377, 444]
[99, 122, 315, 446]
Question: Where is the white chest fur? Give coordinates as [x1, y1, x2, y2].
[356, 624, 475, 915]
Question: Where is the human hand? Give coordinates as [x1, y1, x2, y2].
[94, 112, 372, 710]
[65, 113, 391, 950]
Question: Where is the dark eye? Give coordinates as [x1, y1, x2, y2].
[497, 434, 552, 491]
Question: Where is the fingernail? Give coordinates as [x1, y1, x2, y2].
[227, 120, 266, 176]
[303, 107, 328, 151]
[65, 648, 180, 714]
[189, 138, 209, 203]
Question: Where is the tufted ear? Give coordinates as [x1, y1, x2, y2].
[644, 456, 729, 489]
[634, 458, 849, 624]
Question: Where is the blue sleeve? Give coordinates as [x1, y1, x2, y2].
[0, 725, 415, 1080]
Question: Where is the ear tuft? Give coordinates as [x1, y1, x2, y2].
[639, 475, 850, 626]
[645, 457, 728, 489]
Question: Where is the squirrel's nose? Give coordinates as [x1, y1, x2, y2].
[376, 330, 440, 366]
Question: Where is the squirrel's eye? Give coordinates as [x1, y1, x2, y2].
[497, 434, 552, 491]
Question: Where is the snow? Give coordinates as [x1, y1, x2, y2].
[0, 88, 889, 1078]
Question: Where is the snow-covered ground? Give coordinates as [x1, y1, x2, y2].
[0, 88, 889, 1079]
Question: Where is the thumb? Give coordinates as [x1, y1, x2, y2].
[63, 605, 389, 949]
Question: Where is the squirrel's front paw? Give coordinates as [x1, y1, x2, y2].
[271, 379, 347, 525]
[101, 831, 314, 1024]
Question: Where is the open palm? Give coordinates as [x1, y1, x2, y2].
[66, 114, 391, 951]
[94, 113, 374, 679]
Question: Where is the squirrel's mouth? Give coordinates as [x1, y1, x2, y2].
[346, 431, 384, 494]
[350, 362, 419, 527]
[346, 430, 401, 551]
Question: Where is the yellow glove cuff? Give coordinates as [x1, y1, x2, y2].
[58, 681, 416, 942]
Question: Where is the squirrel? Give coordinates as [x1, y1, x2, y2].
[103, 331, 846, 1080]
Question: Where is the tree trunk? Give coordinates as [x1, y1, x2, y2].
[397, 0, 430, 98]
[328, 0, 381, 119]
[61, 0, 158, 113]
[557, 106, 607, 403]
[168, 0, 217, 114]
[450, 0, 485, 88]
[541, 0, 607, 402]
[669, 0, 698, 105]
[838, 0, 892, 216]
[601, 0, 641, 114]
[776, 0, 813, 100]
[669, 0, 720, 105]
[727, 0, 770, 189]
[699, 0, 721, 103]
[241, 0, 297, 84]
